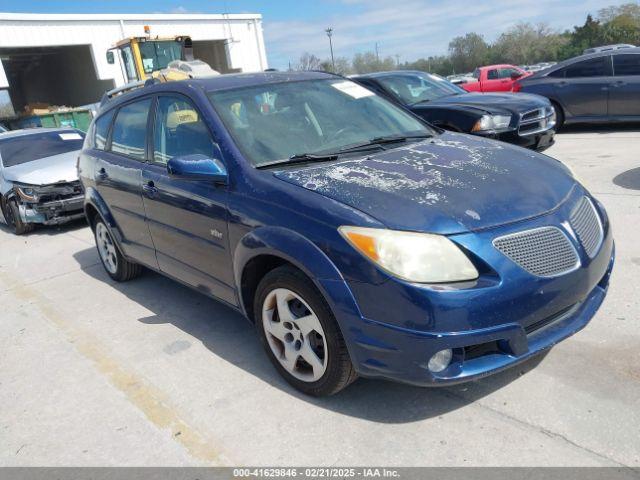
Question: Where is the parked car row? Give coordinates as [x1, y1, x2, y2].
[1, 46, 627, 396]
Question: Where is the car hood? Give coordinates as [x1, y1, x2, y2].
[2, 150, 80, 186]
[274, 132, 575, 234]
[423, 92, 549, 115]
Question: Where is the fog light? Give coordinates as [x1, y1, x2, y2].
[428, 349, 453, 373]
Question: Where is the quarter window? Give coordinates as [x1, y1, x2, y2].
[153, 95, 217, 165]
[111, 98, 151, 160]
[613, 54, 640, 76]
[565, 57, 607, 78]
[94, 109, 114, 150]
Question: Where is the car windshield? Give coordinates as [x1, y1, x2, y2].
[375, 72, 467, 105]
[208, 78, 434, 167]
[0, 130, 84, 167]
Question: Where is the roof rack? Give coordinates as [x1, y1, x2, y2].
[100, 79, 159, 107]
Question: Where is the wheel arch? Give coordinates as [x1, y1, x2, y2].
[233, 226, 361, 325]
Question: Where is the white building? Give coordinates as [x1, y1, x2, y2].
[0, 12, 267, 118]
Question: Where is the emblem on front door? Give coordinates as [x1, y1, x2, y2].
[210, 229, 223, 239]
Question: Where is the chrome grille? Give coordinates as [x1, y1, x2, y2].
[493, 227, 579, 277]
[521, 108, 544, 122]
[570, 197, 603, 258]
[518, 107, 555, 136]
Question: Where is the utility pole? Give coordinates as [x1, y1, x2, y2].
[375, 42, 380, 62]
[325, 28, 335, 71]
[395, 54, 400, 67]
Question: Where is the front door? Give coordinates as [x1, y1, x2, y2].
[94, 98, 157, 268]
[141, 94, 235, 305]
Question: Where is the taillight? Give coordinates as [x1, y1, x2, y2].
[512, 81, 522, 93]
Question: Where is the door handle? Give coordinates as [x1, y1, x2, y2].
[613, 81, 626, 87]
[95, 168, 108, 182]
[142, 181, 158, 198]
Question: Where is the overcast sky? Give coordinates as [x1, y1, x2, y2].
[0, 0, 629, 69]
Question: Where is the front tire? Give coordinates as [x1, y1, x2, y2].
[551, 101, 564, 130]
[2, 197, 34, 235]
[94, 219, 142, 282]
[254, 265, 357, 396]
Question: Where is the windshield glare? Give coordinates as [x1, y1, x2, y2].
[377, 72, 466, 105]
[0, 131, 84, 167]
[208, 79, 434, 166]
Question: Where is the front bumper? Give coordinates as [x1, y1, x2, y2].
[476, 128, 555, 152]
[20, 195, 85, 225]
[334, 188, 614, 386]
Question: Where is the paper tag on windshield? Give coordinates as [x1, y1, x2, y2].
[59, 133, 82, 141]
[331, 81, 374, 99]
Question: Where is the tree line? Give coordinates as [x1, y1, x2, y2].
[292, 3, 639, 76]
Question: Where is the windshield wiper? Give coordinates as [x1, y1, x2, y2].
[256, 152, 339, 169]
[337, 133, 432, 153]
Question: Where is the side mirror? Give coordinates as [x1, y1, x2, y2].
[510, 72, 522, 80]
[106, 51, 115, 64]
[167, 154, 228, 184]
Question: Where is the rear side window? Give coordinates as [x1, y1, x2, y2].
[110, 98, 151, 160]
[565, 57, 607, 78]
[153, 95, 217, 165]
[0, 131, 84, 167]
[487, 69, 498, 80]
[613, 54, 640, 76]
[94, 109, 115, 150]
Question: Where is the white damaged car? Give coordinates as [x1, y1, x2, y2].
[0, 128, 85, 234]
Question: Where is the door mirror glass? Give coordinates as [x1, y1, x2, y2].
[106, 50, 115, 64]
[167, 153, 228, 183]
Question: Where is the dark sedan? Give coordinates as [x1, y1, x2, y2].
[352, 70, 555, 151]
[514, 48, 640, 127]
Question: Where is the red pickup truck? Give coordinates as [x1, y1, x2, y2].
[461, 64, 530, 93]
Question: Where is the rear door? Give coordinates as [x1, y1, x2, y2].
[93, 97, 157, 268]
[552, 56, 611, 117]
[608, 53, 640, 117]
[141, 93, 235, 305]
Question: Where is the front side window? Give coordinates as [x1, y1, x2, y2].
[565, 57, 608, 78]
[613, 54, 640, 76]
[153, 95, 217, 165]
[209, 79, 434, 167]
[376, 72, 466, 105]
[0, 131, 84, 167]
[110, 98, 151, 160]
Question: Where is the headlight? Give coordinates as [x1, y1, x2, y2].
[339, 226, 479, 283]
[471, 114, 512, 132]
[15, 186, 39, 202]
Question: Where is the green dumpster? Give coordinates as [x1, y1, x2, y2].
[11, 108, 94, 132]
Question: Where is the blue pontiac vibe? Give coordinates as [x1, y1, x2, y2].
[78, 71, 614, 396]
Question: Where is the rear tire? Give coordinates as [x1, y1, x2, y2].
[93, 218, 142, 282]
[254, 265, 357, 396]
[2, 197, 35, 235]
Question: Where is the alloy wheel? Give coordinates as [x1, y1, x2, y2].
[262, 288, 328, 382]
[96, 222, 118, 275]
